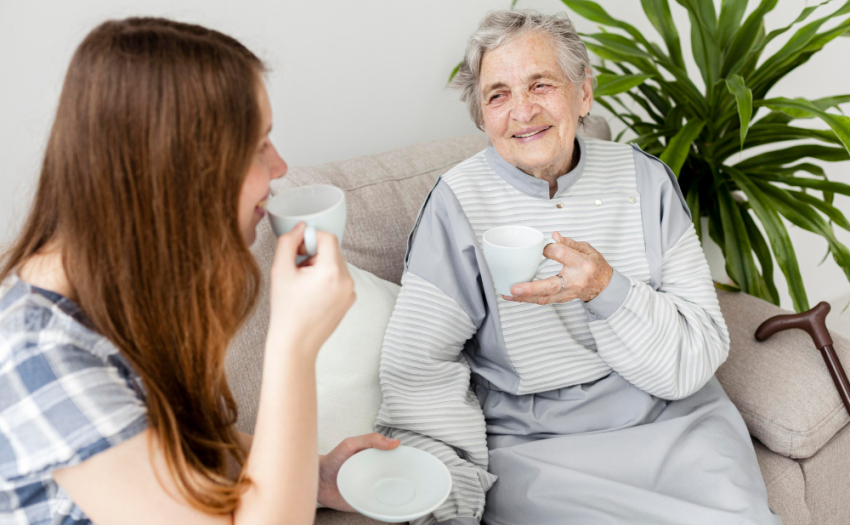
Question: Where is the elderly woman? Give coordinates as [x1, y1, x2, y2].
[376, 10, 780, 525]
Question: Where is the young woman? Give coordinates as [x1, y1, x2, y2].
[0, 17, 397, 524]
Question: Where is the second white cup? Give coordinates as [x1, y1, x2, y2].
[482, 226, 556, 296]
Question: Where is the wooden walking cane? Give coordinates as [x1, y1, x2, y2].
[755, 302, 850, 417]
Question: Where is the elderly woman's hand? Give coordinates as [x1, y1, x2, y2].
[505, 232, 613, 305]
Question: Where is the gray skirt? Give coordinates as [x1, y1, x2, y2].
[474, 372, 782, 525]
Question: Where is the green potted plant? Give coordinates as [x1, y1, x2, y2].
[463, 0, 850, 312]
[571, 0, 850, 312]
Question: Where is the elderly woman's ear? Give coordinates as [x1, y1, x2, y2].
[580, 66, 594, 118]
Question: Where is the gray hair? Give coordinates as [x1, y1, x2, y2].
[450, 10, 595, 129]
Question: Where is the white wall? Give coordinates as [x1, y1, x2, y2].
[1, 0, 847, 335]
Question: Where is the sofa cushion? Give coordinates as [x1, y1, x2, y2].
[316, 264, 399, 455]
[716, 289, 850, 459]
[225, 218, 400, 441]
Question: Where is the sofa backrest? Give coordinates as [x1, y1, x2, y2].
[271, 134, 489, 284]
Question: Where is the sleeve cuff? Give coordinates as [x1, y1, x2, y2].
[582, 269, 630, 320]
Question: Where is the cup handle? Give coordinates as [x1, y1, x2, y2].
[537, 238, 558, 272]
[304, 225, 318, 257]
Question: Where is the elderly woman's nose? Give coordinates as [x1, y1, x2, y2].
[512, 96, 541, 123]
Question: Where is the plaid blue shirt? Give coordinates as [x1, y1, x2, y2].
[0, 275, 148, 525]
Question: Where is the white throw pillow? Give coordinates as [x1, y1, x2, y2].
[316, 263, 400, 455]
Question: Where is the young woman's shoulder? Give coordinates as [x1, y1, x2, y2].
[0, 274, 147, 506]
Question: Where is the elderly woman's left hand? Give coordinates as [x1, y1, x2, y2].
[506, 232, 613, 305]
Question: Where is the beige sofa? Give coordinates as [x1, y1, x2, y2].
[225, 118, 850, 525]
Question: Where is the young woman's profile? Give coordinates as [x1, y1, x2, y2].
[0, 17, 397, 525]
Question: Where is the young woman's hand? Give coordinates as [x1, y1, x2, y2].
[318, 433, 401, 511]
[267, 222, 355, 357]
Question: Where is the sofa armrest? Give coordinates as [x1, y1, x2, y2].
[752, 439, 811, 525]
[715, 289, 850, 459]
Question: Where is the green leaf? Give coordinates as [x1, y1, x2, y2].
[716, 182, 765, 296]
[776, 163, 826, 177]
[810, 94, 850, 112]
[583, 43, 656, 74]
[725, 166, 810, 311]
[608, 50, 706, 114]
[744, 125, 839, 145]
[735, 144, 850, 170]
[740, 203, 781, 305]
[637, 83, 671, 115]
[676, 0, 721, 89]
[760, 0, 835, 50]
[746, 162, 826, 180]
[560, 0, 654, 50]
[614, 128, 629, 142]
[755, 6, 843, 74]
[755, 110, 795, 126]
[760, 95, 850, 118]
[752, 8, 850, 96]
[725, 75, 752, 150]
[686, 184, 701, 240]
[657, 80, 709, 118]
[660, 117, 706, 176]
[747, 172, 850, 197]
[715, 124, 842, 159]
[448, 62, 461, 84]
[723, 0, 779, 76]
[594, 73, 652, 97]
[594, 97, 646, 132]
[735, 22, 768, 79]
[715, 282, 742, 292]
[583, 33, 653, 59]
[625, 91, 666, 124]
[756, 180, 850, 281]
[718, 0, 748, 50]
[763, 97, 850, 154]
[641, 0, 685, 67]
[788, 189, 850, 230]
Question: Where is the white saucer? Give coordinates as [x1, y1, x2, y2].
[337, 446, 452, 523]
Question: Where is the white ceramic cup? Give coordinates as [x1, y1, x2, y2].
[266, 184, 346, 257]
[482, 225, 557, 296]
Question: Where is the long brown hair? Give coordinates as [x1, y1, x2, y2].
[0, 18, 265, 513]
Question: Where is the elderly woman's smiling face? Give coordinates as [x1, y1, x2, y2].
[479, 31, 593, 180]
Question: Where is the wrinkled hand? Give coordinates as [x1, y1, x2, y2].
[506, 232, 613, 305]
[318, 433, 401, 511]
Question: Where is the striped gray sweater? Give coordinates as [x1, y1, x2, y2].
[376, 137, 729, 524]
